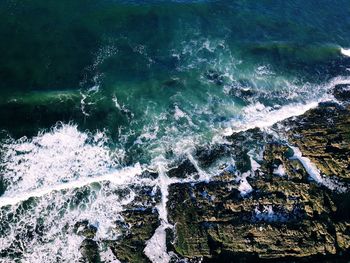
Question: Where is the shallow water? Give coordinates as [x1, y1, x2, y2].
[1, 0, 350, 262]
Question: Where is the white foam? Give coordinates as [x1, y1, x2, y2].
[238, 171, 253, 197]
[173, 105, 195, 126]
[254, 205, 287, 222]
[100, 248, 121, 263]
[187, 152, 210, 181]
[222, 75, 350, 136]
[223, 101, 321, 135]
[0, 164, 143, 207]
[0, 123, 157, 262]
[273, 164, 286, 177]
[290, 146, 325, 183]
[290, 146, 346, 192]
[144, 224, 171, 263]
[144, 157, 173, 263]
[80, 91, 91, 117]
[0, 176, 142, 263]
[174, 105, 186, 120]
[248, 150, 261, 172]
[340, 47, 350, 57]
[1, 124, 128, 198]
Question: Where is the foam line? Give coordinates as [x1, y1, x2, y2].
[223, 101, 320, 135]
[0, 164, 143, 207]
[290, 146, 346, 192]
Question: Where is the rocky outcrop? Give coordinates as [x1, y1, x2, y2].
[167, 141, 350, 262]
[165, 87, 350, 262]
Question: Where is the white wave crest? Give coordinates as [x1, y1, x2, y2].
[340, 47, 350, 57]
[223, 101, 321, 135]
[1, 124, 125, 197]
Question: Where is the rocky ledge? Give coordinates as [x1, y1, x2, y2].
[165, 85, 350, 262]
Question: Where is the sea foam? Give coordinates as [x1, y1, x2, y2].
[340, 47, 350, 57]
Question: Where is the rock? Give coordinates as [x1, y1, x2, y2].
[195, 144, 231, 168]
[110, 208, 160, 263]
[229, 79, 257, 101]
[80, 239, 100, 263]
[106, 86, 350, 262]
[167, 158, 198, 178]
[261, 143, 307, 182]
[123, 185, 161, 209]
[168, 144, 350, 260]
[333, 84, 350, 102]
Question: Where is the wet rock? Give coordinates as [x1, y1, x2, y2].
[124, 185, 161, 209]
[80, 239, 100, 263]
[333, 84, 350, 102]
[167, 158, 198, 178]
[261, 143, 307, 182]
[229, 79, 257, 101]
[74, 220, 97, 239]
[195, 144, 231, 168]
[109, 89, 350, 262]
[110, 208, 159, 263]
[168, 151, 350, 261]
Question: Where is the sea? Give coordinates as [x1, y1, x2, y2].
[0, 0, 350, 262]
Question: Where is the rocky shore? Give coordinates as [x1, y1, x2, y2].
[78, 85, 350, 262]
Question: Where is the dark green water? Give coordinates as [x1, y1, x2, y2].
[0, 1, 350, 262]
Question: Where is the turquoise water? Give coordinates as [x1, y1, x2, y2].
[0, 1, 350, 262]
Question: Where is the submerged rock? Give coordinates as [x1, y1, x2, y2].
[204, 69, 224, 86]
[162, 78, 184, 89]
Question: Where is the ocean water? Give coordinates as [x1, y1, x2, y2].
[0, 0, 350, 262]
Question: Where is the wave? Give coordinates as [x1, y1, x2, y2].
[245, 42, 344, 62]
[340, 47, 350, 57]
[1, 124, 125, 196]
[223, 76, 350, 135]
[0, 164, 143, 207]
